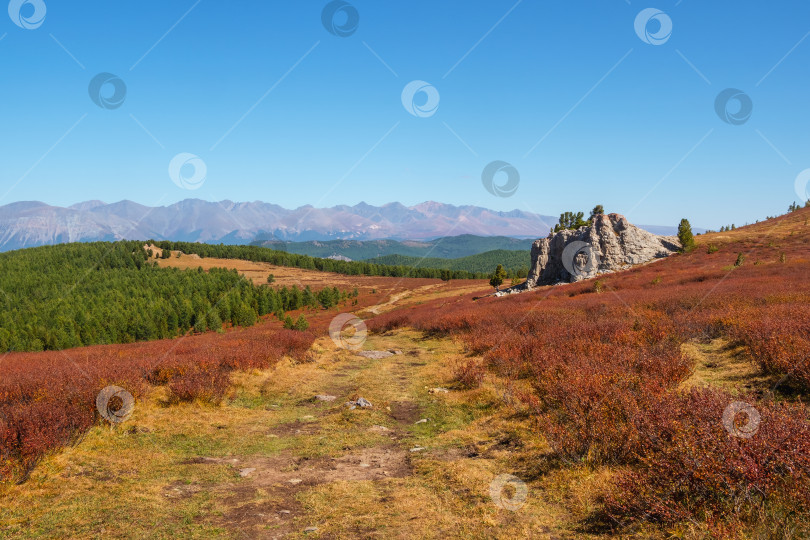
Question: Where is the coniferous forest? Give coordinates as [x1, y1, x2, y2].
[0, 241, 318, 351]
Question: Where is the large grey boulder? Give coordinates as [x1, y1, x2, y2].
[525, 213, 680, 287]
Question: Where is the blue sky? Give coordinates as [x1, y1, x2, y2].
[0, 1, 808, 229]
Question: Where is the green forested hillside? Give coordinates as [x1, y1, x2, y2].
[250, 234, 534, 260]
[0, 239, 511, 352]
[0, 242, 314, 352]
[365, 250, 530, 276]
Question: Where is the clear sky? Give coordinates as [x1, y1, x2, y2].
[1, 1, 808, 229]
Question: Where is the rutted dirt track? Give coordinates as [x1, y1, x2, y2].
[1, 330, 584, 539]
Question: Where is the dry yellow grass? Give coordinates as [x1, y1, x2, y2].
[679, 338, 779, 393]
[698, 205, 810, 246]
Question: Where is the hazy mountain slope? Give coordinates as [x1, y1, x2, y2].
[251, 235, 536, 260]
[365, 249, 531, 274]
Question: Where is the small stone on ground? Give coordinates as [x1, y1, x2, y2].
[346, 397, 373, 409]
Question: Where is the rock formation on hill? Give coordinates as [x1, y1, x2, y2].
[524, 213, 680, 287]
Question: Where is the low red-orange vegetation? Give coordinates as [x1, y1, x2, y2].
[0, 322, 313, 480]
[368, 208, 810, 534]
[0, 272, 484, 483]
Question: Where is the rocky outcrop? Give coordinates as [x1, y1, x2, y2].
[525, 213, 680, 287]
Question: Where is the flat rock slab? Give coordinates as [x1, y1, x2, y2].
[357, 350, 394, 359]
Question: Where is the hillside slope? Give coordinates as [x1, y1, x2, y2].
[251, 234, 535, 260]
[366, 249, 530, 275]
[369, 206, 810, 537]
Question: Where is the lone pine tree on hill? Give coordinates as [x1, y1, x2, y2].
[489, 264, 508, 291]
[678, 218, 696, 252]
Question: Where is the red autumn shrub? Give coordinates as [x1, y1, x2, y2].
[167, 365, 231, 403]
[604, 388, 810, 532]
[453, 359, 486, 389]
[0, 318, 315, 481]
[727, 303, 810, 389]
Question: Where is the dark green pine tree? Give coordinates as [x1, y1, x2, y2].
[677, 219, 696, 253]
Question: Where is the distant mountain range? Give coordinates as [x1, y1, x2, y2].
[0, 199, 689, 252]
